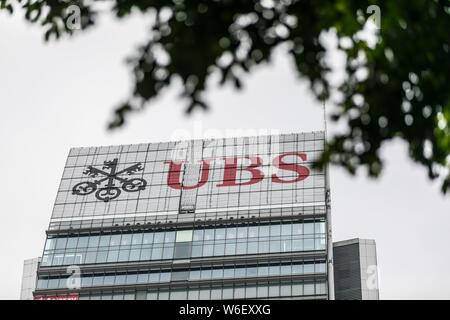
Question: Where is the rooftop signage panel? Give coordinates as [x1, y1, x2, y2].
[50, 132, 326, 226]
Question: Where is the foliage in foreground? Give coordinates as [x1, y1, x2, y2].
[2, 0, 449, 193]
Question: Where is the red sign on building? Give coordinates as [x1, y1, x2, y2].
[34, 294, 79, 300]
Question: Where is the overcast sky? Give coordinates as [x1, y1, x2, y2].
[1, 10, 449, 300]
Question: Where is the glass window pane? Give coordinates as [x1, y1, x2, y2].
[304, 282, 315, 295]
[154, 232, 164, 243]
[236, 242, 247, 255]
[99, 235, 110, 247]
[292, 223, 303, 235]
[88, 236, 100, 248]
[281, 223, 292, 236]
[126, 274, 137, 284]
[210, 288, 222, 300]
[55, 238, 67, 249]
[248, 241, 258, 254]
[292, 282, 303, 296]
[176, 230, 193, 242]
[170, 290, 187, 300]
[163, 246, 174, 259]
[110, 234, 121, 246]
[107, 250, 119, 262]
[234, 286, 245, 299]
[237, 226, 247, 239]
[190, 270, 200, 280]
[222, 287, 233, 299]
[66, 238, 78, 249]
[215, 228, 225, 240]
[199, 288, 210, 300]
[304, 222, 314, 234]
[304, 239, 314, 251]
[257, 283, 268, 298]
[270, 224, 281, 237]
[165, 231, 175, 243]
[280, 283, 291, 297]
[187, 288, 199, 300]
[132, 233, 143, 245]
[193, 230, 204, 241]
[129, 249, 141, 261]
[268, 284, 279, 297]
[225, 242, 236, 255]
[203, 244, 213, 257]
[96, 251, 107, 263]
[248, 226, 258, 238]
[259, 225, 269, 237]
[77, 236, 89, 248]
[258, 241, 269, 254]
[121, 234, 132, 246]
[152, 247, 163, 260]
[304, 262, 314, 273]
[118, 249, 130, 262]
[204, 229, 214, 241]
[143, 233, 153, 244]
[226, 227, 236, 239]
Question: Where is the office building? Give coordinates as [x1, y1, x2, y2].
[32, 132, 333, 300]
[333, 238, 380, 300]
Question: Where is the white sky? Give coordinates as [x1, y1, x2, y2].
[0, 11, 449, 300]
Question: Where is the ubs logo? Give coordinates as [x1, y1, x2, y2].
[72, 158, 147, 202]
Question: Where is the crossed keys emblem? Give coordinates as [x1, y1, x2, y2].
[72, 158, 147, 202]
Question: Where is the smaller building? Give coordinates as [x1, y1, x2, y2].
[333, 238, 379, 300]
[20, 257, 41, 300]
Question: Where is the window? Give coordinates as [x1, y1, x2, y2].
[176, 230, 193, 242]
[215, 228, 225, 240]
[226, 227, 236, 239]
[174, 243, 191, 259]
[246, 285, 257, 299]
[234, 286, 245, 299]
[237, 226, 247, 238]
[204, 229, 214, 241]
[199, 288, 210, 300]
[259, 225, 269, 237]
[304, 262, 314, 274]
[66, 237, 78, 249]
[147, 290, 158, 300]
[107, 250, 119, 263]
[99, 235, 110, 247]
[212, 268, 223, 279]
[222, 287, 233, 300]
[292, 282, 303, 296]
[316, 282, 327, 295]
[258, 241, 269, 254]
[188, 288, 199, 300]
[225, 242, 236, 255]
[292, 223, 302, 235]
[268, 284, 279, 297]
[236, 242, 247, 255]
[143, 233, 153, 244]
[132, 233, 143, 245]
[154, 232, 164, 243]
[172, 271, 188, 281]
[304, 281, 315, 295]
[280, 283, 291, 297]
[55, 238, 67, 249]
[170, 290, 187, 300]
[210, 288, 222, 300]
[121, 234, 131, 246]
[248, 226, 258, 238]
[270, 224, 281, 237]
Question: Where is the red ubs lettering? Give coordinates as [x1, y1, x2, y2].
[165, 153, 309, 190]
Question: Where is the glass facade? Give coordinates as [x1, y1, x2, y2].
[35, 132, 331, 300]
[41, 220, 326, 267]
